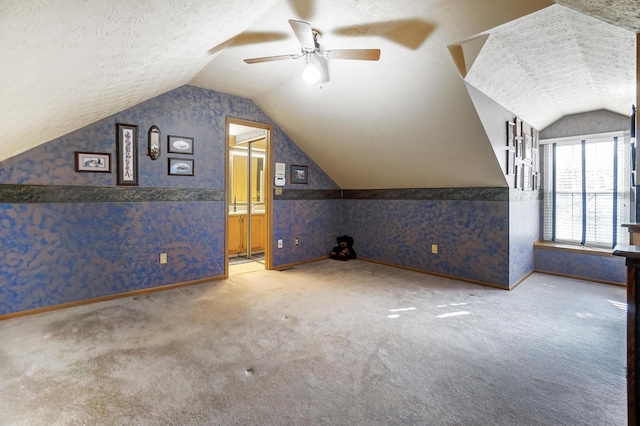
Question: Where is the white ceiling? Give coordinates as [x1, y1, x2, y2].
[0, 0, 637, 188]
[464, 4, 636, 130]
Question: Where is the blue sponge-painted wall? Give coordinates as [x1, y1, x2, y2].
[0, 85, 340, 315]
[344, 197, 510, 287]
[2, 84, 621, 316]
[534, 248, 626, 284]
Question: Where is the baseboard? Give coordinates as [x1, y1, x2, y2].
[509, 270, 534, 291]
[272, 256, 329, 271]
[0, 274, 226, 321]
[533, 270, 625, 287]
[359, 258, 510, 291]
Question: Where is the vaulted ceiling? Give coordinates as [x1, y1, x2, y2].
[1, 0, 637, 188]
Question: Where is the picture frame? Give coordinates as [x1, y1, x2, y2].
[516, 136, 523, 159]
[116, 123, 139, 186]
[506, 149, 516, 175]
[515, 117, 522, 138]
[75, 151, 111, 173]
[523, 134, 533, 160]
[167, 135, 194, 155]
[522, 164, 532, 190]
[168, 158, 194, 176]
[507, 121, 516, 148]
[290, 164, 308, 184]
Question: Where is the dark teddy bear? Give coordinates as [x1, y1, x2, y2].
[329, 235, 357, 261]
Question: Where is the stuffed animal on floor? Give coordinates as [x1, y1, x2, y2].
[329, 235, 357, 261]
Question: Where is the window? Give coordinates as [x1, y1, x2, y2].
[542, 132, 632, 248]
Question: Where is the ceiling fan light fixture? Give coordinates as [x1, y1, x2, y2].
[302, 60, 321, 84]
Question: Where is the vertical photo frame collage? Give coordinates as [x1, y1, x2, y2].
[506, 116, 538, 190]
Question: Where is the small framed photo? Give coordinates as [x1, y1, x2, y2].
[507, 121, 515, 148]
[523, 134, 533, 160]
[290, 165, 308, 184]
[116, 123, 139, 186]
[522, 164, 532, 190]
[516, 137, 523, 159]
[168, 135, 194, 155]
[515, 117, 522, 137]
[75, 152, 111, 173]
[168, 158, 194, 176]
[506, 149, 516, 175]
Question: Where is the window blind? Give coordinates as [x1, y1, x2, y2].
[542, 132, 631, 248]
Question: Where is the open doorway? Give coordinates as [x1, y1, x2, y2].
[226, 118, 272, 276]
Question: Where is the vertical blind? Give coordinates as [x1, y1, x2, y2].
[542, 132, 631, 248]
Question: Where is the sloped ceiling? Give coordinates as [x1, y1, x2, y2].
[0, 0, 637, 189]
[464, 4, 636, 131]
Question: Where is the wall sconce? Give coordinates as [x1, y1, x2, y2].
[148, 125, 160, 160]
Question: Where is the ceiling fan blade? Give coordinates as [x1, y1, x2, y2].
[325, 49, 381, 61]
[289, 19, 316, 50]
[244, 54, 298, 64]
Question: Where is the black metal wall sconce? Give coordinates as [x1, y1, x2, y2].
[148, 125, 161, 160]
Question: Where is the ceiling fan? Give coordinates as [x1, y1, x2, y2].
[243, 19, 381, 86]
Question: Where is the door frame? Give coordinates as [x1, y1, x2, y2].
[225, 117, 273, 277]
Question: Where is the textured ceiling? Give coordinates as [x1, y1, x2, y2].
[464, 4, 636, 130]
[1, 0, 637, 188]
[0, 0, 278, 162]
[555, 0, 640, 32]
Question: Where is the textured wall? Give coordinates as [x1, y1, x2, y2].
[272, 200, 344, 266]
[343, 197, 510, 288]
[468, 82, 541, 286]
[0, 202, 224, 314]
[540, 109, 631, 139]
[509, 192, 541, 286]
[534, 248, 626, 284]
[0, 85, 339, 315]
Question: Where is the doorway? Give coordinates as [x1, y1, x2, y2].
[226, 118, 272, 276]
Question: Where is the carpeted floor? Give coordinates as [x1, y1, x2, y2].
[0, 260, 627, 425]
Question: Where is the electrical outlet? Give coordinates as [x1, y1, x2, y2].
[431, 244, 438, 254]
[159, 253, 168, 264]
[277, 239, 283, 248]
[295, 238, 299, 245]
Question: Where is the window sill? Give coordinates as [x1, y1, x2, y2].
[534, 241, 614, 257]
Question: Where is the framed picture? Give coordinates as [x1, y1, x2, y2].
[515, 117, 522, 137]
[507, 121, 515, 148]
[523, 134, 532, 160]
[116, 123, 139, 186]
[168, 158, 194, 176]
[516, 136, 523, 159]
[75, 151, 111, 173]
[506, 149, 516, 175]
[168, 135, 194, 155]
[291, 164, 308, 184]
[522, 164, 532, 190]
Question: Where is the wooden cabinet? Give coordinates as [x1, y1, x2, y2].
[228, 213, 265, 254]
[228, 215, 243, 254]
[251, 214, 264, 250]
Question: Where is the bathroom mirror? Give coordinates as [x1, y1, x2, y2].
[148, 125, 161, 160]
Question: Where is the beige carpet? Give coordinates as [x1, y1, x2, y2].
[0, 260, 626, 425]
